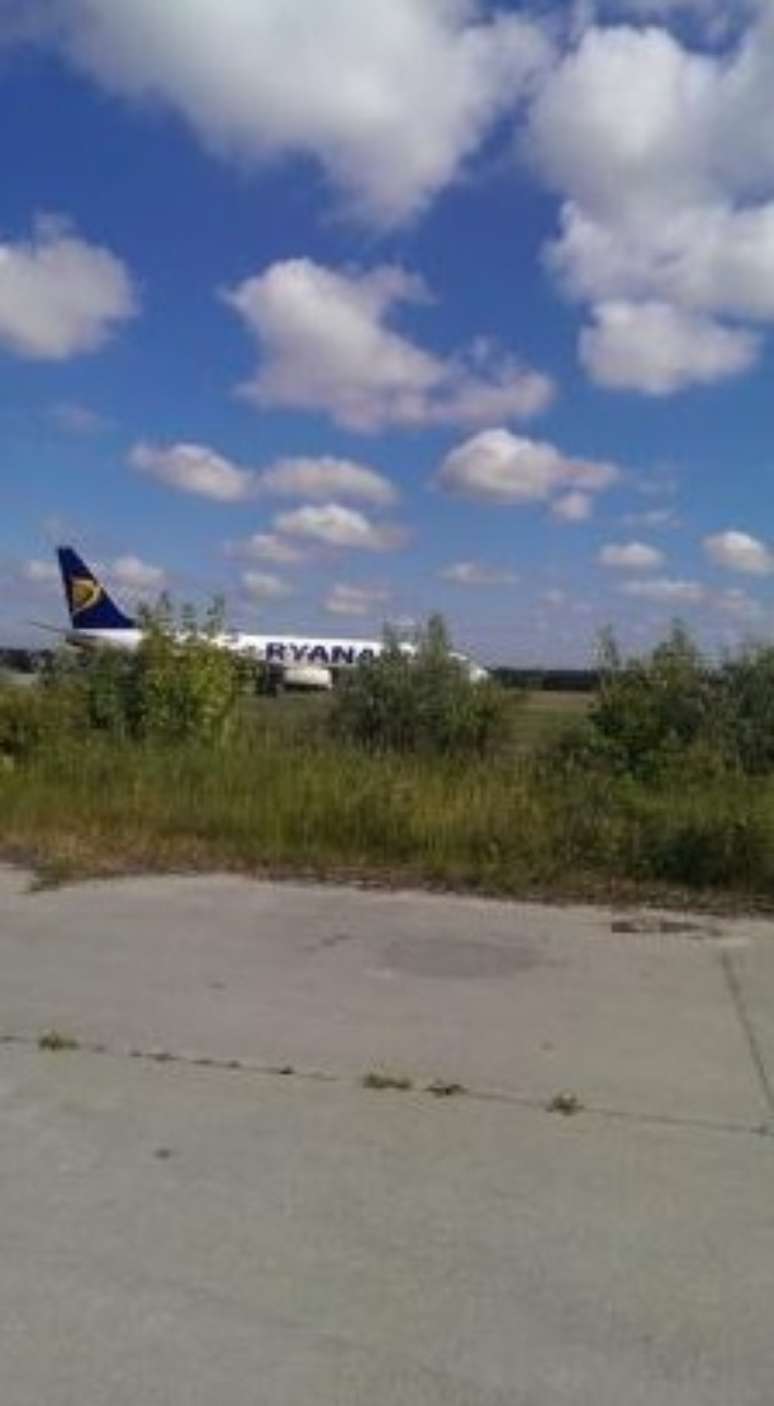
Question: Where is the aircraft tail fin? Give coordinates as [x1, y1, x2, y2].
[56, 547, 136, 631]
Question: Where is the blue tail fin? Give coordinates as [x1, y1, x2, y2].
[57, 547, 136, 631]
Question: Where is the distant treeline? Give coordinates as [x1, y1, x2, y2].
[491, 668, 599, 693]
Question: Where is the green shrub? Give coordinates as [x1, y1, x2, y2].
[0, 685, 51, 762]
[715, 646, 774, 775]
[621, 784, 774, 889]
[1, 602, 242, 758]
[582, 627, 774, 782]
[0, 670, 84, 763]
[588, 623, 722, 779]
[540, 718, 617, 776]
[331, 615, 507, 758]
[126, 609, 240, 744]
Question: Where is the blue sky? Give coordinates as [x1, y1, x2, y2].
[2, 0, 773, 663]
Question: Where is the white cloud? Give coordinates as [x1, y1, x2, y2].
[325, 583, 389, 617]
[528, 11, 774, 391]
[22, 552, 165, 596]
[274, 503, 406, 552]
[542, 588, 567, 607]
[437, 428, 619, 509]
[226, 533, 304, 565]
[22, 558, 58, 584]
[258, 455, 396, 505]
[0, 215, 136, 359]
[129, 441, 254, 502]
[109, 555, 166, 592]
[22, 0, 551, 226]
[703, 529, 774, 576]
[579, 301, 759, 394]
[598, 541, 665, 569]
[548, 202, 774, 326]
[440, 561, 517, 586]
[224, 259, 554, 432]
[714, 586, 763, 619]
[129, 441, 398, 508]
[551, 490, 592, 522]
[241, 570, 291, 600]
[621, 577, 705, 603]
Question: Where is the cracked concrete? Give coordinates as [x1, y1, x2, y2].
[1, 866, 774, 1403]
[1, 866, 772, 1126]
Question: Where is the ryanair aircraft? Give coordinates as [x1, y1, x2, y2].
[55, 547, 488, 691]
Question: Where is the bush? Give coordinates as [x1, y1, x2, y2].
[621, 783, 774, 889]
[1, 601, 243, 758]
[580, 626, 774, 782]
[125, 607, 241, 744]
[0, 666, 85, 763]
[0, 685, 52, 763]
[586, 623, 723, 780]
[331, 615, 507, 758]
[716, 646, 774, 775]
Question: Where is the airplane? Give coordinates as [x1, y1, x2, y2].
[53, 546, 488, 691]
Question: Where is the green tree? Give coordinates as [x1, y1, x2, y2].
[588, 622, 718, 778]
[331, 614, 507, 757]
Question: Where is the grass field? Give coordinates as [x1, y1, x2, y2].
[3, 683, 774, 908]
[508, 691, 590, 750]
[246, 689, 590, 752]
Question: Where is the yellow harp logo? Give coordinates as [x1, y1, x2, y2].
[70, 576, 104, 617]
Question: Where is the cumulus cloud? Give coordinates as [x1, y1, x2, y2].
[109, 555, 166, 592]
[241, 569, 291, 600]
[224, 259, 554, 432]
[598, 541, 665, 569]
[579, 301, 759, 394]
[437, 429, 619, 511]
[440, 561, 517, 586]
[23, 552, 165, 595]
[551, 490, 592, 522]
[226, 533, 304, 565]
[0, 215, 136, 359]
[22, 558, 58, 584]
[258, 455, 396, 505]
[273, 503, 406, 552]
[703, 529, 774, 575]
[13, 0, 551, 225]
[621, 577, 705, 603]
[714, 586, 763, 619]
[528, 10, 774, 391]
[129, 441, 254, 502]
[130, 439, 398, 510]
[325, 583, 389, 616]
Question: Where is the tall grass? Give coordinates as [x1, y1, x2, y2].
[5, 618, 774, 904]
[3, 721, 774, 901]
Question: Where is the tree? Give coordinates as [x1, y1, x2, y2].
[331, 615, 506, 757]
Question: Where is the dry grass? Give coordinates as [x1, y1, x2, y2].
[3, 688, 774, 907]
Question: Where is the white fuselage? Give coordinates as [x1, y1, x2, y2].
[69, 628, 394, 664]
[66, 628, 487, 684]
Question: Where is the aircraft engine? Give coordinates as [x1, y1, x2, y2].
[283, 665, 334, 691]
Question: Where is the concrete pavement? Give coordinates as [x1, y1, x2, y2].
[1, 866, 773, 1403]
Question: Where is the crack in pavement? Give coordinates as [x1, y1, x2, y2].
[1, 1032, 771, 1143]
[719, 949, 774, 1118]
